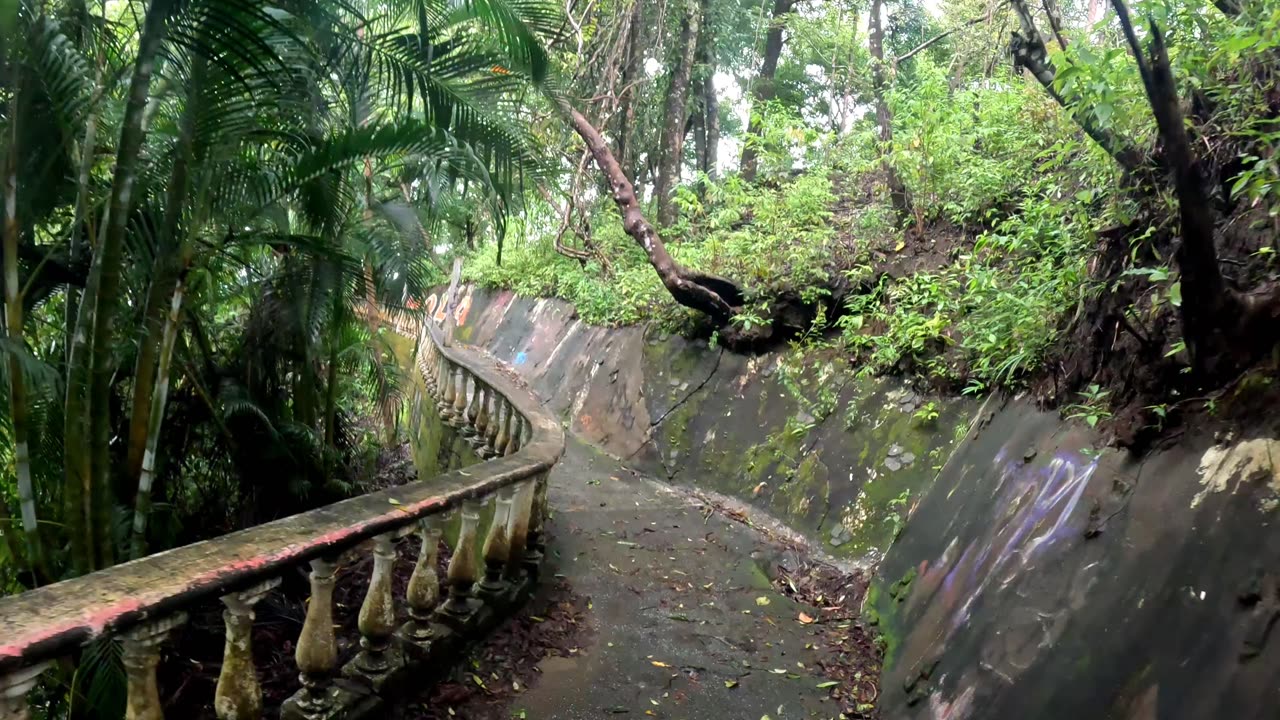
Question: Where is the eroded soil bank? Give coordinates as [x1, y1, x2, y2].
[432, 284, 1280, 720]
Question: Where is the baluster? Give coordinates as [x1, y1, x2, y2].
[122, 613, 187, 720]
[492, 401, 512, 459]
[523, 472, 551, 575]
[438, 359, 455, 419]
[400, 515, 444, 650]
[502, 413, 524, 456]
[288, 557, 339, 720]
[438, 498, 483, 627]
[450, 368, 469, 426]
[506, 478, 536, 582]
[476, 488, 514, 605]
[420, 342, 435, 395]
[0, 662, 49, 720]
[345, 534, 404, 690]
[483, 400, 506, 459]
[461, 377, 482, 437]
[469, 384, 491, 449]
[215, 580, 279, 720]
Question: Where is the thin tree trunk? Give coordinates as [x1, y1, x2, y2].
[703, 70, 720, 180]
[740, 0, 796, 181]
[560, 100, 741, 322]
[655, 0, 700, 229]
[1040, 0, 1069, 49]
[692, 111, 707, 179]
[324, 281, 344, 457]
[67, 61, 105, 367]
[1111, 2, 1232, 373]
[870, 0, 911, 220]
[697, 0, 719, 181]
[1009, 0, 1144, 173]
[616, 0, 644, 183]
[4, 86, 44, 577]
[65, 0, 173, 574]
[126, 45, 204, 500]
[129, 275, 184, 559]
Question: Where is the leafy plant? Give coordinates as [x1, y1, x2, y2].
[1065, 384, 1113, 428]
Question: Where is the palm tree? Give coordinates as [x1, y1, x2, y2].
[1, 0, 561, 582]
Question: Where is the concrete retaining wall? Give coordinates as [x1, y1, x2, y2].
[430, 284, 1280, 719]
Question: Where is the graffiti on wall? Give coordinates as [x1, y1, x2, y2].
[425, 286, 474, 329]
[895, 447, 1100, 718]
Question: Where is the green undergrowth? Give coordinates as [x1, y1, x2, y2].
[470, 43, 1276, 398]
[466, 157, 839, 328]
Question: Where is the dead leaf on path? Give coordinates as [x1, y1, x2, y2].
[798, 612, 816, 624]
[651, 661, 671, 668]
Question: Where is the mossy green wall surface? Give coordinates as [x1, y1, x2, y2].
[639, 335, 976, 566]
[390, 328, 493, 565]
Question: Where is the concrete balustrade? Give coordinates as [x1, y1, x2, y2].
[0, 312, 563, 720]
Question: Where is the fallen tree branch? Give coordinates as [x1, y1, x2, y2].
[556, 97, 742, 323]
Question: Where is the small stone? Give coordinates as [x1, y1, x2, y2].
[900, 452, 916, 466]
[669, 378, 681, 387]
[888, 444, 904, 457]
[1023, 447, 1037, 463]
[883, 457, 902, 472]
[828, 524, 852, 548]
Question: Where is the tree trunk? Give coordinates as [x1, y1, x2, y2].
[65, 0, 173, 573]
[4, 79, 45, 578]
[1040, 0, 1069, 49]
[696, 0, 719, 181]
[1111, 2, 1233, 374]
[323, 280, 343, 464]
[616, 0, 644, 183]
[67, 59, 105, 367]
[560, 100, 742, 322]
[870, 0, 912, 220]
[692, 111, 707, 180]
[655, 0, 700, 229]
[703, 70, 720, 180]
[129, 274, 185, 559]
[125, 84, 200, 487]
[1009, 0, 1144, 174]
[740, 0, 796, 181]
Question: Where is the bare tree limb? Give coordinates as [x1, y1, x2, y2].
[896, 1, 1009, 64]
[1009, 0, 1145, 173]
[557, 98, 741, 322]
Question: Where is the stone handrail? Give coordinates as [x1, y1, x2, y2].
[0, 315, 564, 719]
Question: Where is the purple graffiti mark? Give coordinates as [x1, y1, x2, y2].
[514, 351, 528, 365]
[909, 450, 1098, 635]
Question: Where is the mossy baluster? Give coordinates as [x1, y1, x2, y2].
[400, 515, 444, 647]
[290, 557, 338, 720]
[122, 613, 187, 720]
[346, 534, 403, 689]
[0, 663, 49, 720]
[440, 498, 483, 625]
[215, 580, 278, 720]
[476, 488, 513, 603]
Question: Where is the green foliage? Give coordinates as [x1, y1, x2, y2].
[1065, 384, 1113, 428]
[468, 129, 839, 326]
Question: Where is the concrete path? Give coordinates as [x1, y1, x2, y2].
[509, 438, 843, 720]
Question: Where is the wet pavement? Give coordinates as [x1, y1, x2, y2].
[506, 438, 844, 720]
